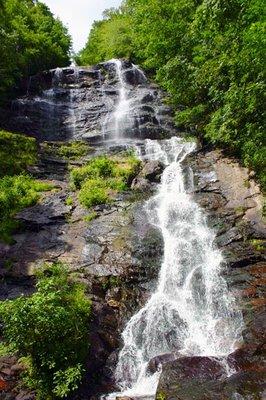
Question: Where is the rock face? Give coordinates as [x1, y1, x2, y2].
[1, 61, 175, 142]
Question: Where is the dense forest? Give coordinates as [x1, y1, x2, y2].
[77, 0, 266, 189]
[0, 0, 71, 103]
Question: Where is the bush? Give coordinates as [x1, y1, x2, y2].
[42, 141, 91, 161]
[70, 155, 141, 208]
[78, 179, 109, 208]
[0, 174, 52, 243]
[0, 262, 91, 399]
[70, 156, 116, 189]
[0, 130, 37, 177]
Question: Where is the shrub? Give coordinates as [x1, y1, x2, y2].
[78, 179, 109, 208]
[70, 156, 116, 189]
[42, 141, 91, 161]
[0, 130, 37, 177]
[0, 262, 91, 399]
[70, 154, 141, 208]
[0, 174, 52, 243]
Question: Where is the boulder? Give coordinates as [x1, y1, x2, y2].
[131, 177, 151, 191]
[140, 160, 164, 182]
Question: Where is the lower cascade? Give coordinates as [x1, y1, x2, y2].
[103, 61, 244, 399]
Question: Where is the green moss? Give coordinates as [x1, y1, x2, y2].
[244, 179, 251, 189]
[0, 342, 14, 357]
[101, 276, 122, 291]
[70, 155, 141, 209]
[58, 141, 91, 160]
[83, 212, 98, 222]
[0, 130, 37, 177]
[65, 196, 74, 206]
[250, 239, 265, 252]
[156, 392, 167, 400]
[0, 175, 53, 243]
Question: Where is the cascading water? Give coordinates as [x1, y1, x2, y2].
[104, 61, 243, 399]
[109, 59, 131, 138]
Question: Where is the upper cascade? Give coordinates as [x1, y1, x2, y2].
[2, 59, 176, 143]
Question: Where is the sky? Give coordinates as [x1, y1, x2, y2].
[42, 0, 122, 53]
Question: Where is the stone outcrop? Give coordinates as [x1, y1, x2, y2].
[0, 61, 175, 143]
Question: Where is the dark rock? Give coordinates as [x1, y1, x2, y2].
[1, 62, 176, 142]
[156, 354, 265, 400]
[16, 192, 71, 227]
[148, 353, 178, 374]
[131, 177, 151, 191]
[140, 160, 164, 182]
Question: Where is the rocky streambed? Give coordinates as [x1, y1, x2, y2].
[0, 61, 265, 400]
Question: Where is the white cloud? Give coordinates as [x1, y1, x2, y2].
[42, 0, 122, 53]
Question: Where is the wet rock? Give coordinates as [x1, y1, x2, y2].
[131, 177, 151, 191]
[148, 353, 178, 374]
[156, 354, 265, 400]
[140, 160, 164, 182]
[116, 397, 134, 400]
[16, 192, 71, 227]
[1, 62, 176, 142]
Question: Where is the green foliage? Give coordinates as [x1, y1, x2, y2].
[57, 141, 90, 160]
[83, 212, 98, 222]
[78, 0, 265, 189]
[76, 8, 133, 65]
[0, 262, 91, 399]
[42, 141, 91, 161]
[79, 178, 109, 208]
[0, 130, 37, 177]
[250, 239, 265, 252]
[70, 155, 141, 209]
[65, 196, 74, 206]
[0, 0, 71, 103]
[0, 174, 52, 243]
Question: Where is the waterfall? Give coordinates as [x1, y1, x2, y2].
[104, 59, 147, 140]
[104, 61, 243, 399]
[110, 59, 131, 138]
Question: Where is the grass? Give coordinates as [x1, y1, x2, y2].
[0, 174, 53, 243]
[70, 155, 141, 209]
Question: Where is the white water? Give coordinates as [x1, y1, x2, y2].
[111, 59, 131, 138]
[103, 60, 243, 399]
[105, 59, 147, 139]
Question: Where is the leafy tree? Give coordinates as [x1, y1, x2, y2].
[0, 262, 91, 399]
[77, 0, 265, 189]
[0, 0, 71, 103]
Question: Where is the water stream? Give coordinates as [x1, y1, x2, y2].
[102, 60, 243, 399]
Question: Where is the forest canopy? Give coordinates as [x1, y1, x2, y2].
[0, 0, 71, 103]
[77, 0, 266, 189]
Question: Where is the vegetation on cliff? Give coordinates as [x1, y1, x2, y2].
[70, 154, 141, 208]
[0, 0, 71, 103]
[0, 262, 91, 399]
[0, 130, 52, 243]
[77, 0, 265, 189]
